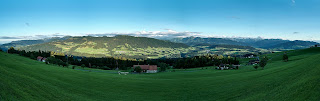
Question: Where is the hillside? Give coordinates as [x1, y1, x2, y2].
[1, 48, 320, 100]
[0, 36, 71, 51]
[263, 40, 318, 49]
[19, 35, 191, 59]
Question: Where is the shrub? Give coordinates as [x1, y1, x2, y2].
[30, 53, 36, 60]
[81, 64, 86, 68]
[134, 66, 142, 73]
[253, 65, 259, 70]
[259, 56, 268, 70]
[92, 65, 97, 68]
[72, 65, 76, 69]
[158, 62, 169, 72]
[283, 53, 288, 62]
[57, 60, 64, 66]
[100, 66, 111, 70]
[62, 62, 68, 67]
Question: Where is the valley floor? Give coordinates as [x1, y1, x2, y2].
[0, 48, 320, 101]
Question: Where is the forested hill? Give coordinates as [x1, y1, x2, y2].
[19, 35, 190, 58]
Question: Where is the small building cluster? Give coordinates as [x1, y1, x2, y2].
[243, 54, 256, 58]
[72, 56, 83, 61]
[216, 64, 240, 70]
[248, 59, 260, 65]
[37, 56, 47, 62]
[133, 65, 158, 73]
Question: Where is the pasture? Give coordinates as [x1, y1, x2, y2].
[0, 48, 320, 100]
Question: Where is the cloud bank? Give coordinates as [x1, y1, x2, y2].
[87, 29, 203, 39]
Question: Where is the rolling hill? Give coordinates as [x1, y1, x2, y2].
[262, 40, 318, 49]
[19, 35, 190, 59]
[1, 47, 319, 100]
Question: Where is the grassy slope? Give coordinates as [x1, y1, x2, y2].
[1, 48, 320, 101]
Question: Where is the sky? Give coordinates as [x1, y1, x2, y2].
[1, 0, 320, 44]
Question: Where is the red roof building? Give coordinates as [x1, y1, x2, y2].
[133, 65, 158, 73]
[37, 56, 47, 62]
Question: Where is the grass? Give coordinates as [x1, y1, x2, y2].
[1, 48, 320, 100]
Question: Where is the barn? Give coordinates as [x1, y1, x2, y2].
[133, 65, 158, 73]
[37, 56, 47, 62]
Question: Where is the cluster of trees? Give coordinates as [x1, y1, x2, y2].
[172, 55, 239, 69]
[253, 56, 268, 70]
[144, 55, 240, 69]
[45, 57, 69, 67]
[283, 53, 288, 62]
[70, 57, 140, 70]
[7, 47, 51, 59]
[134, 66, 142, 73]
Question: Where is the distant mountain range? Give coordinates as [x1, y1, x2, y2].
[171, 37, 318, 49]
[0, 36, 72, 51]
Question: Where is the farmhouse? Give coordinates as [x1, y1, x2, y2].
[37, 56, 47, 62]
[217, 64, 228, 70]
[133, 65, 158, 73]
[72, 56, 83, 61]
[243, 54, 256, 58]
[248, 59, 260, 65]
[216, 64, 240, 70]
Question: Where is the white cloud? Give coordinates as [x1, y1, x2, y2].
[291, 0, 296, 6]
[87, 29, 203, 39]
[0, 33, 69, 44]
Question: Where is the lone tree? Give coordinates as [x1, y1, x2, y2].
[253, 65, 259, 70]
[30, 53, 36, 60]
[283, 53, 288, 62]
[8, 47, 16, 54]
[259, 56, 268, 70]
[134, 66, 142, 73]
[81, 64, 86, 69]
[159, 62, 168, 72]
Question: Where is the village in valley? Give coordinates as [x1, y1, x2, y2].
[7, 44, 295, 74]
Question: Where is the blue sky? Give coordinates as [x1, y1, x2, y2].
[0, 0, 320, 43]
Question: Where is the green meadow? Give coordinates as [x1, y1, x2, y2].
[1, 48, 320, 101]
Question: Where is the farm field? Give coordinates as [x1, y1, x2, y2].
[1, 48, 320, 100]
